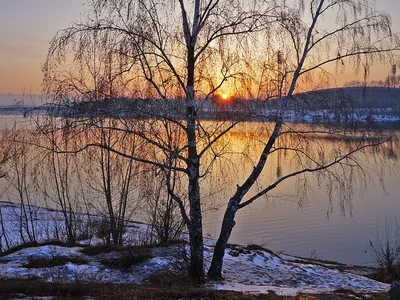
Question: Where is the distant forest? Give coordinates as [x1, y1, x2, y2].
[267, 87, 400, 112]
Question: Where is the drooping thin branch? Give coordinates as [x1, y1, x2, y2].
[238, 137, 391, 209]
[51, 142, 188, 173]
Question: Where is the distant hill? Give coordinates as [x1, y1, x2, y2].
[257, 87, 400, 125]
[289, 87, 400, 110]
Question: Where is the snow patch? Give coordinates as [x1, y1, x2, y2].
[0, 202, 391, 296]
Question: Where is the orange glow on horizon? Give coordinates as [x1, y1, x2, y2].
[1, 0, 398, 95]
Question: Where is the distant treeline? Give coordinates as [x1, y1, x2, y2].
[268, 87, 400, 111]
[18, 86, 400, 121]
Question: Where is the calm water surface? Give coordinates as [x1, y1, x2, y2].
[201, 122, 400, 266]
[0, 114, 399, 266]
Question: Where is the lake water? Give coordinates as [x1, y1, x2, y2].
[201, 122, 400, 266]
[0, 114, 399, 266]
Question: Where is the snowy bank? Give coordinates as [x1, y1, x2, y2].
[0, 201, 390, 296]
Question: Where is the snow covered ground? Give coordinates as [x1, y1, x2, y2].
[0, 201, 150, 250]
[0, 244, 173, 284]
[0, 201, 390, 296]
[206, 246, 389, 296]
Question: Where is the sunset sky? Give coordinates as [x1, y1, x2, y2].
[1, 0, 400, 97]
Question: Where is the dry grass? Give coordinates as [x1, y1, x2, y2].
[80, 244, 152, 256]
[0, 240, 73, 258]
[0, 279, 283, 299]
[367, 262, 400, 283]
[79, 244, 153, 270]
[100, 250, 152, 270]
[0, 279, 388, 300]
[23, 256, 88, 268]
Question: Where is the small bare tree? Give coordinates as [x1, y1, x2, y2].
[145, 120, 187, 245]
[82, 119, 143, 245]
[147, 171, 185, 245]
[40, 120, 86, 245]
[208, 0, 400, 278]
[370, 216, 400, 272]
[2, 126, 42, 244]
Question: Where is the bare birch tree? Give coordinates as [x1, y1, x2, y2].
[207, 0, 400, 278]
[43, 0, 399, 280]
[2, 126, 43, 244]
[82, 119, 143, 245]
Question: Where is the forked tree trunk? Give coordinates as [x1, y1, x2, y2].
[208, 122, 282, 279]
[207, 198, 238, 279]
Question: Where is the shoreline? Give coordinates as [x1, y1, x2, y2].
[0, 200, 391, 297]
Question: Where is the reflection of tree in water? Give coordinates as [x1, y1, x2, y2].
[1, 120, 397, 221]
[0, 117, 398, 271]
[200, 122, 397, 218]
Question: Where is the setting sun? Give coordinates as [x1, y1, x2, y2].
[221, 94, 228, 100]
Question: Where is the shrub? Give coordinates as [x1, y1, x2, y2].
[80, 244, 116, 256]
[100, 248, 152, 270]
[369, 216, 400, 277]
[23, 256, 88, 268]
